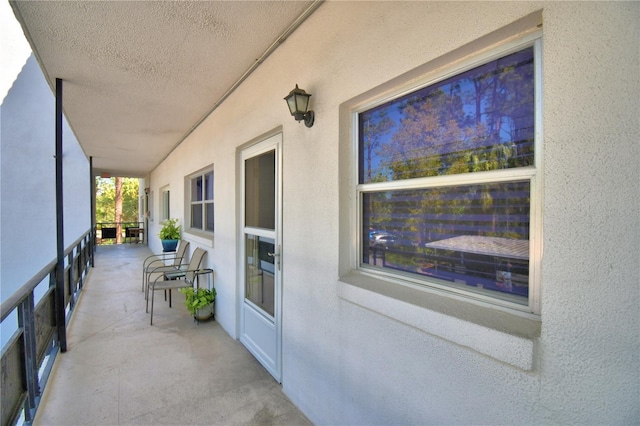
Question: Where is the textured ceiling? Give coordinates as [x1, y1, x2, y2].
[11, 1, 318, 177]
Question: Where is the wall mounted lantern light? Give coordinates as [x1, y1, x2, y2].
[284, 84, 315, 128]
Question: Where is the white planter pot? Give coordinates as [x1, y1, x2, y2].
[194, 303, 214, 321]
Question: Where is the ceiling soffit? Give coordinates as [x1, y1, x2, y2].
[11, 0, 319, 177]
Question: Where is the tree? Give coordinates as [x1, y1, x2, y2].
[95, 177, 139, 241]
[115, 177, 123, 243]
[95, 178, 116, 223]
[361, 109, 394, 183]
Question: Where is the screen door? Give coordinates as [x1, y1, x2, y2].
[239, 133, 282, 382]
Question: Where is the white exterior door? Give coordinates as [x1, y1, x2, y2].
[239, 133, 282, 382]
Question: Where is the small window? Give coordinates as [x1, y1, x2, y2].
[356, 41, 541, 313]
[187, 168, 214, 233]
[161, 186, 170, 221]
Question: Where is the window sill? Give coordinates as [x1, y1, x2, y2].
[337, 272, 540, 371]
[183, 229, 214, 248]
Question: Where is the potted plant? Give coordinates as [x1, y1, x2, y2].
[180, 286, 216, 321]
[159, 218, 181, 251]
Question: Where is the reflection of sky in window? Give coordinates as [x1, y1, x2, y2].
[360, 47, 534, 183]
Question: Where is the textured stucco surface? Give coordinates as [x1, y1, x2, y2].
[538, 3, 639, 422]
[1, 55, 90, 303]
[142, 2, 639, 424]
[12, 1, 315, 177]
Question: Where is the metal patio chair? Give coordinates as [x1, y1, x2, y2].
[142, 240, 190, 298]
[148, 247, 208, 325]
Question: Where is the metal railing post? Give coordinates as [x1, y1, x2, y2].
[17, 293, 41, 423]
[1, 227, 94, 425]
[67, 250, 75, 311]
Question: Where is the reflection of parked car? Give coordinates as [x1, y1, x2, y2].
[371, 233, 395, 249]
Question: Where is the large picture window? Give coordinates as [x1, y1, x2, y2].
[357, 42, 540, 311]
[188, 168, 214, 233]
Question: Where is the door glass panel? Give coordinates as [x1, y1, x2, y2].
[245, 234, 275, 317]
[245, 150, 275, 230]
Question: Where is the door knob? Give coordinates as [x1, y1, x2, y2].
[267, 245, 281, 270]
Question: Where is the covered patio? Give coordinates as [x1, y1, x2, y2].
[3, 1, 638, 424]
[34, 244, 309, 425]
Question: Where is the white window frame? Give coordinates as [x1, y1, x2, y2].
[148, 191, 153, 222]
[351, 33, 543, 316]
[185, 166, 214, 236]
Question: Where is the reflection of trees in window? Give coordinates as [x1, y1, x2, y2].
[360, 47, 535, 183]
[358, 45, 536, 303]
[360, 110, 394, 183]
[365, 182, 529, 253]
[361, 47, 534, 240]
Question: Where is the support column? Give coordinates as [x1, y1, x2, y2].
[55, 78, 67, 352]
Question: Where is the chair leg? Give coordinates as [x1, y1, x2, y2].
[169, 289, 172, 308]
[150, 286, 155, 325]
[146, 283, 151, 313]
[145, 272, 153, 300]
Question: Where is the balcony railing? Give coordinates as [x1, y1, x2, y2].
[95, 222, 144, 245]
[0, 229, 94, 426]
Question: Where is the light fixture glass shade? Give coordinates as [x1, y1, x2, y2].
[284, 84, 315, 127]
[295, 92, 309, 114]
[286, 96, 298, 116]
[284, 84, 311, 117]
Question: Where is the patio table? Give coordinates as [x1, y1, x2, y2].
[424, 235, 529, 260]
[424, 235, 529, 293]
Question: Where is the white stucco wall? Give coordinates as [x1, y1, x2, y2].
[1, 55, 91, 302]
[148, 2, 639, 423]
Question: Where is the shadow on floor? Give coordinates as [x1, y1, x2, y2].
[35, 244, 311, 425]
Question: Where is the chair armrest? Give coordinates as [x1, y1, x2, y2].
[144, 259, 167, 270]
[151, 268, 213, 285]
[147, 264, 183, 275]
[143, 252, 183, 268]
[143, 253, 168, 268]
[144, 255, 185, 270]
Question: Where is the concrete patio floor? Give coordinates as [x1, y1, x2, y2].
[34, 244, 310, 425]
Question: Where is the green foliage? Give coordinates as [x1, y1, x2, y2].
[159, 218, 181, 240]
[95, 177, 139, 223]
[180, 287, 216, 315]
[361, 110, 395, 183]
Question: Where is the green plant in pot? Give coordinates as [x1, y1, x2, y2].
[159, 218, 181, 251]
[180, 286, 216, 321]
